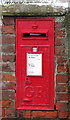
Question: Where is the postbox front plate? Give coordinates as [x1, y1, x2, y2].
[16, 18, 54, 110]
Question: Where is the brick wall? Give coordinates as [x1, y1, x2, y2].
[1, 15, 69, 119]
[2, 17, 16, 119]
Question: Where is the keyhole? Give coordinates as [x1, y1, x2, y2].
[26, 78, 28, 81]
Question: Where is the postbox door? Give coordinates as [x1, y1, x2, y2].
[21, 45, 49, 103]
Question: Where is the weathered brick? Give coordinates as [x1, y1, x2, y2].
[55, 22, 64, 28]
[57, 65, 67, 73]
[55, 38, 63, 46]
[56, 102, 67, 111]
[2, 73, 15, 81]
[2, 63, 15, 72]
[33, 111, 58, 118]
[2, 45, 15, 53]
[59, 111, 68, 118]
[20, 110, 31, 118]
[2, 26, 14, 34]
[2, 35, 15, 44]
[55, 29, 65, 37]
[56, 84, 66, 92]
[3, 17, 14, 25]
[56, 74, 68, 83]
[2, 100, 12, 108]
[6, 109, 15, 117]
[2, 90, 15, 100]
[55, 46, 65, 55]
[2, 54, 15, 62]
[57, 56, 67, 63]
[56, 93, 68, 101]
[2, 108, 5, 117]
[13, 101, 15, 109]
[2, 82, 15, 90]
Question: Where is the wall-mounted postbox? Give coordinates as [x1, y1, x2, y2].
[16, 18, 54, 110]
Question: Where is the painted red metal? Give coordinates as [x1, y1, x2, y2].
[16, 18, 54, 110]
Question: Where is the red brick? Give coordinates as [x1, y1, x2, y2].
[55, 22, 64, 28]
[2, 108, 5, 117]
[55, 46, 65, 55]
[3, 17, 14, 25]
[6, 108, 15, 117]
[2, 54, 15, 62]
[20, 110, 31, 118]
[55, 38, 63, 46]
[33, 111, 58, 118]
[56, 84, 66, 92]
[55, 29, 65, 37]
[2, 26, 14, 34]
[19, 109, 24, 114]
[2, 100, 12, 108]
[2, 63, 15, 72]
[2, 90, 15, 100]
[57, 56, 67, 63]
[56, 93, 68, 101]
[2, 82, 15, 90]
[56, 102, 67, 111]
[13, 101, 15, 109]
[2, 35, 15, 44]
[56, 74, 68, 83]
[2, 73, 15, 81]
[59, 111, 68, 118]
[2, 45, 15, 53]
[57, 65, 67, 73]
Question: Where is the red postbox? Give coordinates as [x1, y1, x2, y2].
[16, 18, 54, 110]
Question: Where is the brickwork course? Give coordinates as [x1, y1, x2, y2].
[0, 0, 70, 120]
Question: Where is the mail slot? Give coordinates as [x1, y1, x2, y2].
[16, 18, 54, 110]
